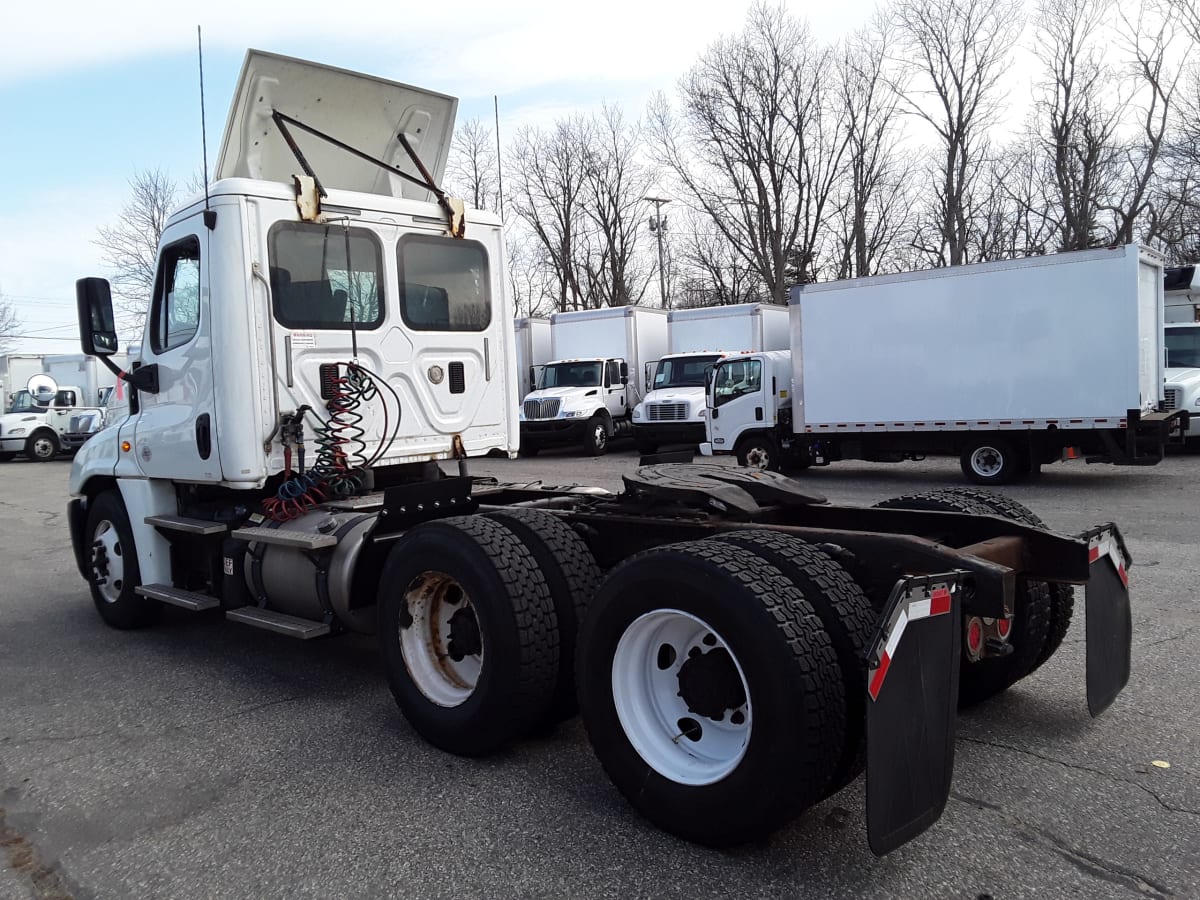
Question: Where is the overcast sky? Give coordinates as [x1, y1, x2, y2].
[0, 0, 881, 355]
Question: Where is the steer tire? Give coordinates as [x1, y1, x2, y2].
[583, 416, 609, 457]
[711, 531, 875, 795]
[518, 442, 541, 458]
[576, 539, 844, 846]
[85, 490, 161, 629]
[735, 434, 780, 472]
[485, 508, 601, 723]
[872, 492, 1051, 707]
[377, 516, 559, 756]
[25, 430, 59, 462]
[937, 488, 1074, 672]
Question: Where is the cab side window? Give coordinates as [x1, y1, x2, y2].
[713, 359, 763, 407]
[150, 237, 201, 354]
[605, 360, 622, 388]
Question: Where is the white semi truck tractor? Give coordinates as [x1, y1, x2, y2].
[68, 49, 1136, 856]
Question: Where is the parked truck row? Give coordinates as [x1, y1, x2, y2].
[66, 50, 1135, 857]
[702, 245, 1189, 484]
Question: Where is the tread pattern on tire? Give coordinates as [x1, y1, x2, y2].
[936, 488, 1074, 671]
[381, 515, 559, 754]
[711, 530, 876, 795]
[872, 491, 1051, 706]
[485, 508, 601, 721]
[578, 538, 845, 845]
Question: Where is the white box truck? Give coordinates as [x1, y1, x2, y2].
[63, 49, 1136, 857]
[45, 352, 127, 407]
[1164, 265, 1199, 323]
[703, 246, 1188, 483]
[512, 316, 551, 403]
[1164, 321, 1200, 442]
[2, 353, 47, 411]
[519, 306, 667, 455]
[632, 303, 788, 453]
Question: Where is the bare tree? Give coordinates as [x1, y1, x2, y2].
[0, 288, 20, 354]
[674, 209, 766, 307]
[649, 3, 848, 303]
[1106, 1, 1183, 246]
[508, 118, 593, 311]
[446, 118, 499, 211]
[892, 0, 1025, 266]
[1033, 0, 1125, 250]
[577, 106, 656, 308]
[831, 24, 915, 278]
[94, 169, 179, 330]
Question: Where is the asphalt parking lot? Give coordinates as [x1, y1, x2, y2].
[1, 449, 1197, 899]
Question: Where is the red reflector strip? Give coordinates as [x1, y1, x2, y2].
[929, 588, 952, 616]
[1118, 563, 1129, 587]
[1089, 545, 1100, 563]
[868, 652, 891, 700]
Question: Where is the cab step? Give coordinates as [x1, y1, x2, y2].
[225, 607, 331, 639]
[135, 584, 221, 611]
[145, 515, 229, 536]
[230, 526, 337, 550]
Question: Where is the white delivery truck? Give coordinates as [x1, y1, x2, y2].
[518, 305, 667, 455]
[2, 354, 47, 411]
[0, 375, 106, 461]
[45, 352, 127, 407]
[632, 303, 789, 453]
[512, 316, 551, 403]
[65, 50, 1136, 857]
[703, 246, 1188, 483]
[1164, 322, 1200, 442]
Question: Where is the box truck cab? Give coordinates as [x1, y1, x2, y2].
[1164, 322, 1200, 441]
[631, 303, 788, 453]
[0, 375, 104, 462]
[519, 306, 667, 455]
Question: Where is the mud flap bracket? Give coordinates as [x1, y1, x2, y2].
[865, 572, 965, 856]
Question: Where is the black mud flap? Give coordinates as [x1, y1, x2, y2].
[1081, 524, 1132, 717]
[865, 573, 965, 856]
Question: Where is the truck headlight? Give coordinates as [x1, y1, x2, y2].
[562, 409, 585, 418]
[633, 404, 645, 421]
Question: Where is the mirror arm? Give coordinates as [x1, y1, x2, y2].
[95, 355, 160, 394]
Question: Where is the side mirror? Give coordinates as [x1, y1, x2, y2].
[76, 277, 119, 356]
[619, 361, 629, 380]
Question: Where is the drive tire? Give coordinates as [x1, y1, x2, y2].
[872, 491, 1051, 707]
[634, 438, 658, 456]
[711, 531, 875, 795]
[25, 430, 59, 462]
[86, 490, 161, 629]
[377, 516, 559, 756]
[518, 441, 541, 458]
[0, 452, 15, 462]
[485, 509, 601, 723]
[735, 434, 779, 472]
[576, 539, 844, 846]
[938, 488, 1074, 672]
[959, 438, 1020, 485]
[583, 416, 609, 456]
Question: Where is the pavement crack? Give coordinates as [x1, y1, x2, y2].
[1137, 625, 1200, 648]
[959, 736, 1200, 818]
[950, 791, 1173, 898]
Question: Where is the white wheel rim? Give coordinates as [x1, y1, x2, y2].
[33, 437, 55, 458]
[594, 423, 607, 450]
[970, 446, 1003, 477]
[91, 520, 125, 603]
[399, 571, 483, 707]
[612, 609, 752, 785]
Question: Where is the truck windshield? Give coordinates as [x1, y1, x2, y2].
[541, 362, 602, 388]
[1165, 327, 1200, 368]
[655, 354, 722, 389]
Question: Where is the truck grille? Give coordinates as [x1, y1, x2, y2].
[524, 398, 561, 420]
[646, 402, 688, 421]
[1164, 388, 1181, 411]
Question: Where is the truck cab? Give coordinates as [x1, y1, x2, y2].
[631, 351, 725, 453]
[701, 350, 797, 470]
[0, 379, 103, 462]
[1164, 322, 1200, 441]
[519, 356, 628, 455]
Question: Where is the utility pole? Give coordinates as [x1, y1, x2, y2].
[646, 196, 671, 309]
